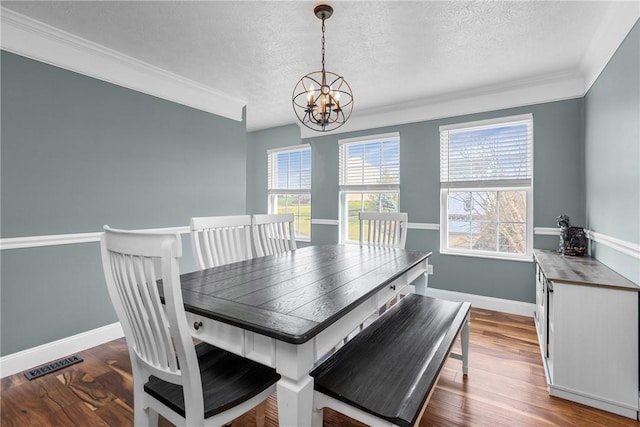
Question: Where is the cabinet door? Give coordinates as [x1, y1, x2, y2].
[534, 263, 547, 357]
[535, 263, 543, 323]
[551, 283, 638, 409]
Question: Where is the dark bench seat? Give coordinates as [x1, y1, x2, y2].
[310, 294, 470, 427]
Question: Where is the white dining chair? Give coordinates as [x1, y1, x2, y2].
[252, 213, 297, 257]
[100, 226, 279, 427]
[190, 215, 253, 270]
[358, 211, 408, 249]
[355, 211, 410, 334]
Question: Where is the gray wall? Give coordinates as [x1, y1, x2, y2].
[248, 99, 586, 303]
[585, 21, 640, 284]
[4, 22, 637, 357]
[1, 52, 248, 356]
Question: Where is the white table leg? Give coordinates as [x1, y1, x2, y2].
[461, 312, 470, 375]
[277, 376, 314, 427]
[275, 340, 315, 427]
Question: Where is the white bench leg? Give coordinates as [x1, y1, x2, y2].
[461, 312, 470, 376]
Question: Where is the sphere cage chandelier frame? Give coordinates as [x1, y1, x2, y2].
[292, 4, 353, 132]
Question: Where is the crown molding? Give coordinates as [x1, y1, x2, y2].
[580, 4, 640, 92]
[0, 8, 246, 122]
[299, 71, 586, 139]
[299, 10, 638, 139]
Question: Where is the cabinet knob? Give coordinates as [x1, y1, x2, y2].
[390, 285, 396, 290]
[194, 321, 203, 330]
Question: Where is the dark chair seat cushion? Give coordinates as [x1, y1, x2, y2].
[144, 342, 280, 418]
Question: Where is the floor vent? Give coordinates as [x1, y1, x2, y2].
[24, 355, 83, 380]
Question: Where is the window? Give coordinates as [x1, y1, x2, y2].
[339, 133, 400, 243]
[267, 145, 311, 241]
[440, 114, 533, 260]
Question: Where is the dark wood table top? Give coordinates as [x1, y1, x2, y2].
[180, 244, 431, 344]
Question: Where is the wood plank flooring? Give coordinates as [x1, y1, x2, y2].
[2, 308, 638, 426]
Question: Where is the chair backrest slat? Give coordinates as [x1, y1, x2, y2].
[252, 214, 297, 257]
[358, 212, 408, 249]
[190, 215, 253, 270]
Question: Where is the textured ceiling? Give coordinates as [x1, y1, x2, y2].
[0, 1, 629, 131]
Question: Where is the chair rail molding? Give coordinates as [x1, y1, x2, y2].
[311, 219, 441, 230]
[0, 7, 246, 121]
[534, 227, 560, 236]
[407, 222, 440, 231]
[310, 219, 340, 226]
[4, 224, 637, 261]
[588, 230, 640, 260]
[0, 226, 190, 250]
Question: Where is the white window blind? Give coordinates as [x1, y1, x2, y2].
[339, 133, 400, 191]
[268, 145, 311, 193]
[440, 114, 532, 189]
[267, 145, 311, 241]
[338, 133, 400, 243]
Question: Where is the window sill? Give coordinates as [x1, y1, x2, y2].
[440, 248, 533, 263]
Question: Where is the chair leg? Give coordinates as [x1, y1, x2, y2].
[134, 387, 157, 427]
[311, 405, 324, 427]
[148, 408, 159, 426]
[134, 404, 157, 427]
[256, 401, 266, 427]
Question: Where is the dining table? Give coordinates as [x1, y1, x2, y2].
[179, 244, 432, 427]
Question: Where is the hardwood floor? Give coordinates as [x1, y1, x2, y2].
[2, 308, 638, 426]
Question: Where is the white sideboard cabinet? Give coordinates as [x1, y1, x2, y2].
[534, 249, 639, 420]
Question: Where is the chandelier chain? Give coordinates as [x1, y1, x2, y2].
[321, 17, 326, 73]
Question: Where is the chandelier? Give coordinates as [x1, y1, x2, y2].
[292, 4, 353, 132]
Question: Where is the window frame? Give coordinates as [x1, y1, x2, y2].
[267, 144, 312, 242]
[439, 114, 533, 262]
[338, 132, 401, 244]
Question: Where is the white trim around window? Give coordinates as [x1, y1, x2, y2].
[337, 132, 400, 146]
[267, 145, 312, 242]
[439, 114, 534, 261]
[439, 186, 534, 262]
[338, 132, 401, 244]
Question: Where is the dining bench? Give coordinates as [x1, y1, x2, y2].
[310, 294, 471, 427]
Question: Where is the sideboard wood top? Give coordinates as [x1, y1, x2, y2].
[533, 249, 639, 292]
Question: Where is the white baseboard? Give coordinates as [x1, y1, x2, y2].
[550, 384, 639, 420]
[424, 288, 535, 318]
[0, 322, 124, 379]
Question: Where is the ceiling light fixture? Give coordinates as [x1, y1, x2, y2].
[292, 4, 353, 132]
